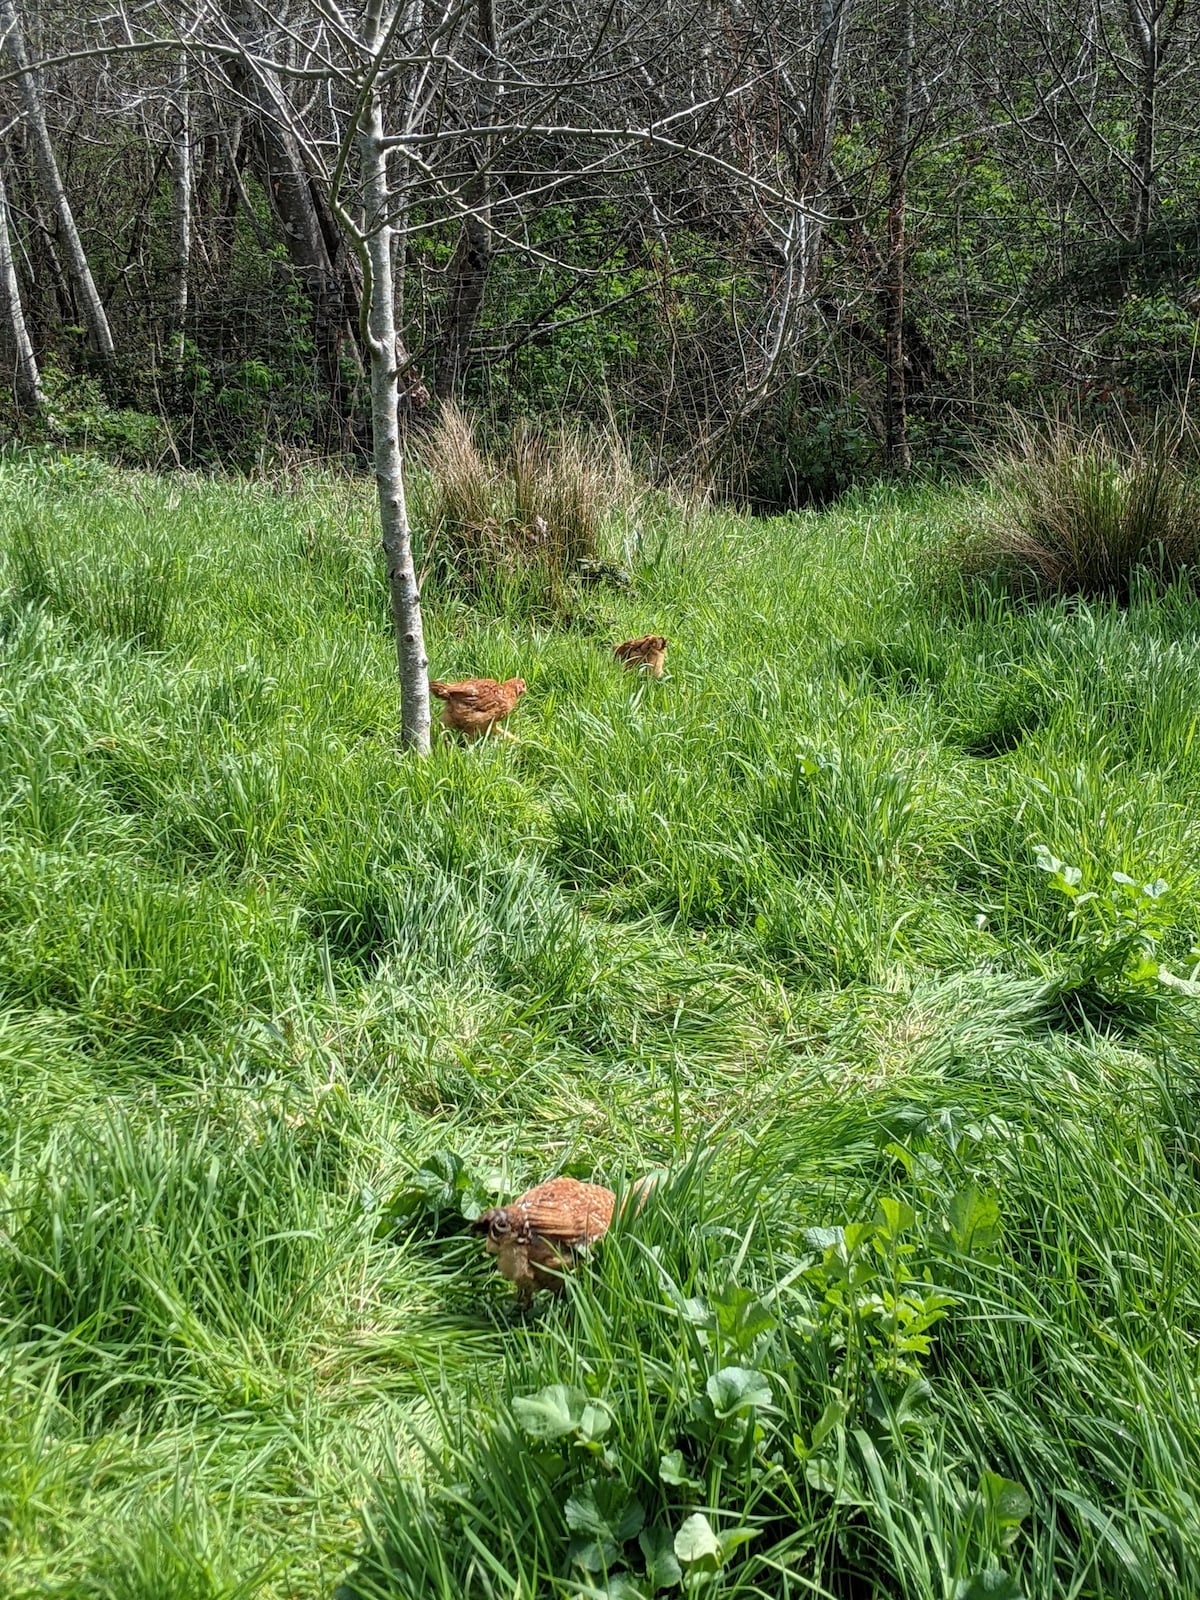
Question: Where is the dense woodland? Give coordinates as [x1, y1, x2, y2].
[1, 0, 1199, 499]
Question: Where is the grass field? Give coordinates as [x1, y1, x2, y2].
[2, 450, 1200, 1599]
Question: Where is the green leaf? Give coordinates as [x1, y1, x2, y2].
[639, 1525, 683, 1591]
[946, 1186, 1002, 1256]
[955, 1571, 1023, 1600]
[658, 1449, 703, 1491]
[978, 1472, 1031, 1524]
[875, 1196, 917, 1239]
[842, 1221, 876, 1254]
[810, 1395, 849, 1449]
[705, 1366, 773, 1417]
[600, 1579, 647, 1600]
[569, 1535, 616, 1573]
[674, 1512, 721, 1567]
[979, 1472, 1032, 1547]
[566, 1480, 645, 1544]
[718, 1527, 756, 1559]
[511, 1383, 588, 1440]
[804, 1457, 841, 1495]
[712, 1283, 775, 1351]
[578, 1402, 613, 1443]
[884, 1140, 914, 1175]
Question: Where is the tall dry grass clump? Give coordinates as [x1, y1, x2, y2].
[510, 422, 620, 569]
[419, 403, 500, 567]
[959, 412, 1200, 603]
[419, 405, 633, 598]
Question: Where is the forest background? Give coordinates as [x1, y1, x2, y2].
[1, 0, 1197, 497]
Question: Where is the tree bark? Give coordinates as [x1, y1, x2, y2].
[810, 0, 852, 184]
[436, 0, 500, 400]
[222, 2, 364, 436]
[359, 3, 431, 755]
[882, 0, 913, 474]
[1125, 0, 1162, 239]
[0, 0, 116, 375]
[173, 50, 192, 371]
[0, 160, 43, 409]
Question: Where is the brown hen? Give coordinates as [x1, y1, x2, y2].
[613, 635, 668, 678]
[429, 676, 527, 738]
[472, 1175, 654, 1305]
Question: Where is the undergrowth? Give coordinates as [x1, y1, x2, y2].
[416, 406, 636, 613]
[954, 412, 1200, 602]
[1, 456, 1199, 1598]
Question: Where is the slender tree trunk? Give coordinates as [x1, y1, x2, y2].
[359, 5, 431, 754]
[215, 118, 271, 259]
[222, 2, 365, 437]
[882, 0, 913, 474]
[811, 0, 852, 184]
[173, 50, 192, 371]
[436, 0, 500, 399]
[0, 161, 43, 409]
[792, 0, 853, 348]
[8, 126, 68, 333]
[1125, 0, 1161, 239]
[0, 0, 115, 374]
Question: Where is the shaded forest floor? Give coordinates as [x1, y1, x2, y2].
[2, 454, 1200, 1598]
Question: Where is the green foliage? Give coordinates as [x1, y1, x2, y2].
[27, 366, 168, 466]
[728, 396, 876, 510]
[1031, 845, 1184, 1023]
[378, 1149, 496, 1234]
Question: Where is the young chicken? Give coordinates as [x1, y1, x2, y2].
[472, 1174, 656, 1306]
[429, 676, 527, 738]
[472, 1177, 615, 1306]
[613, 634, 668, 678]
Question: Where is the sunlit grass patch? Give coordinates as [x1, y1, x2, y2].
[2, 457, 1200, 1597]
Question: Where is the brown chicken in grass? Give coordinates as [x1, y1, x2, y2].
[473, 1175, 655, 1306]
[429, 676, 527, 738]
[613, 635, 668, 678]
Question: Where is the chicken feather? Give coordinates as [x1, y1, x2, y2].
[613, 635, 668, 677]
[429, 676, 527, 737]
[472, 1175, 655, 1305]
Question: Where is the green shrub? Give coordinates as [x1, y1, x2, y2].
[36, 366, 169, 467]
[727, 397, 875, 510]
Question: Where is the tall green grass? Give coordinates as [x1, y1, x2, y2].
[1, 455, 1199, 1597]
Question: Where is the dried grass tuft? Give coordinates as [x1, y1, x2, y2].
[957, 410, 1200, 603]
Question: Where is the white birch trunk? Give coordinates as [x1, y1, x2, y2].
[173, 50, 192, 369]
[0, 161, 43, 409]
[358, 2, 431, 754]
[0, 0, 116, 373]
